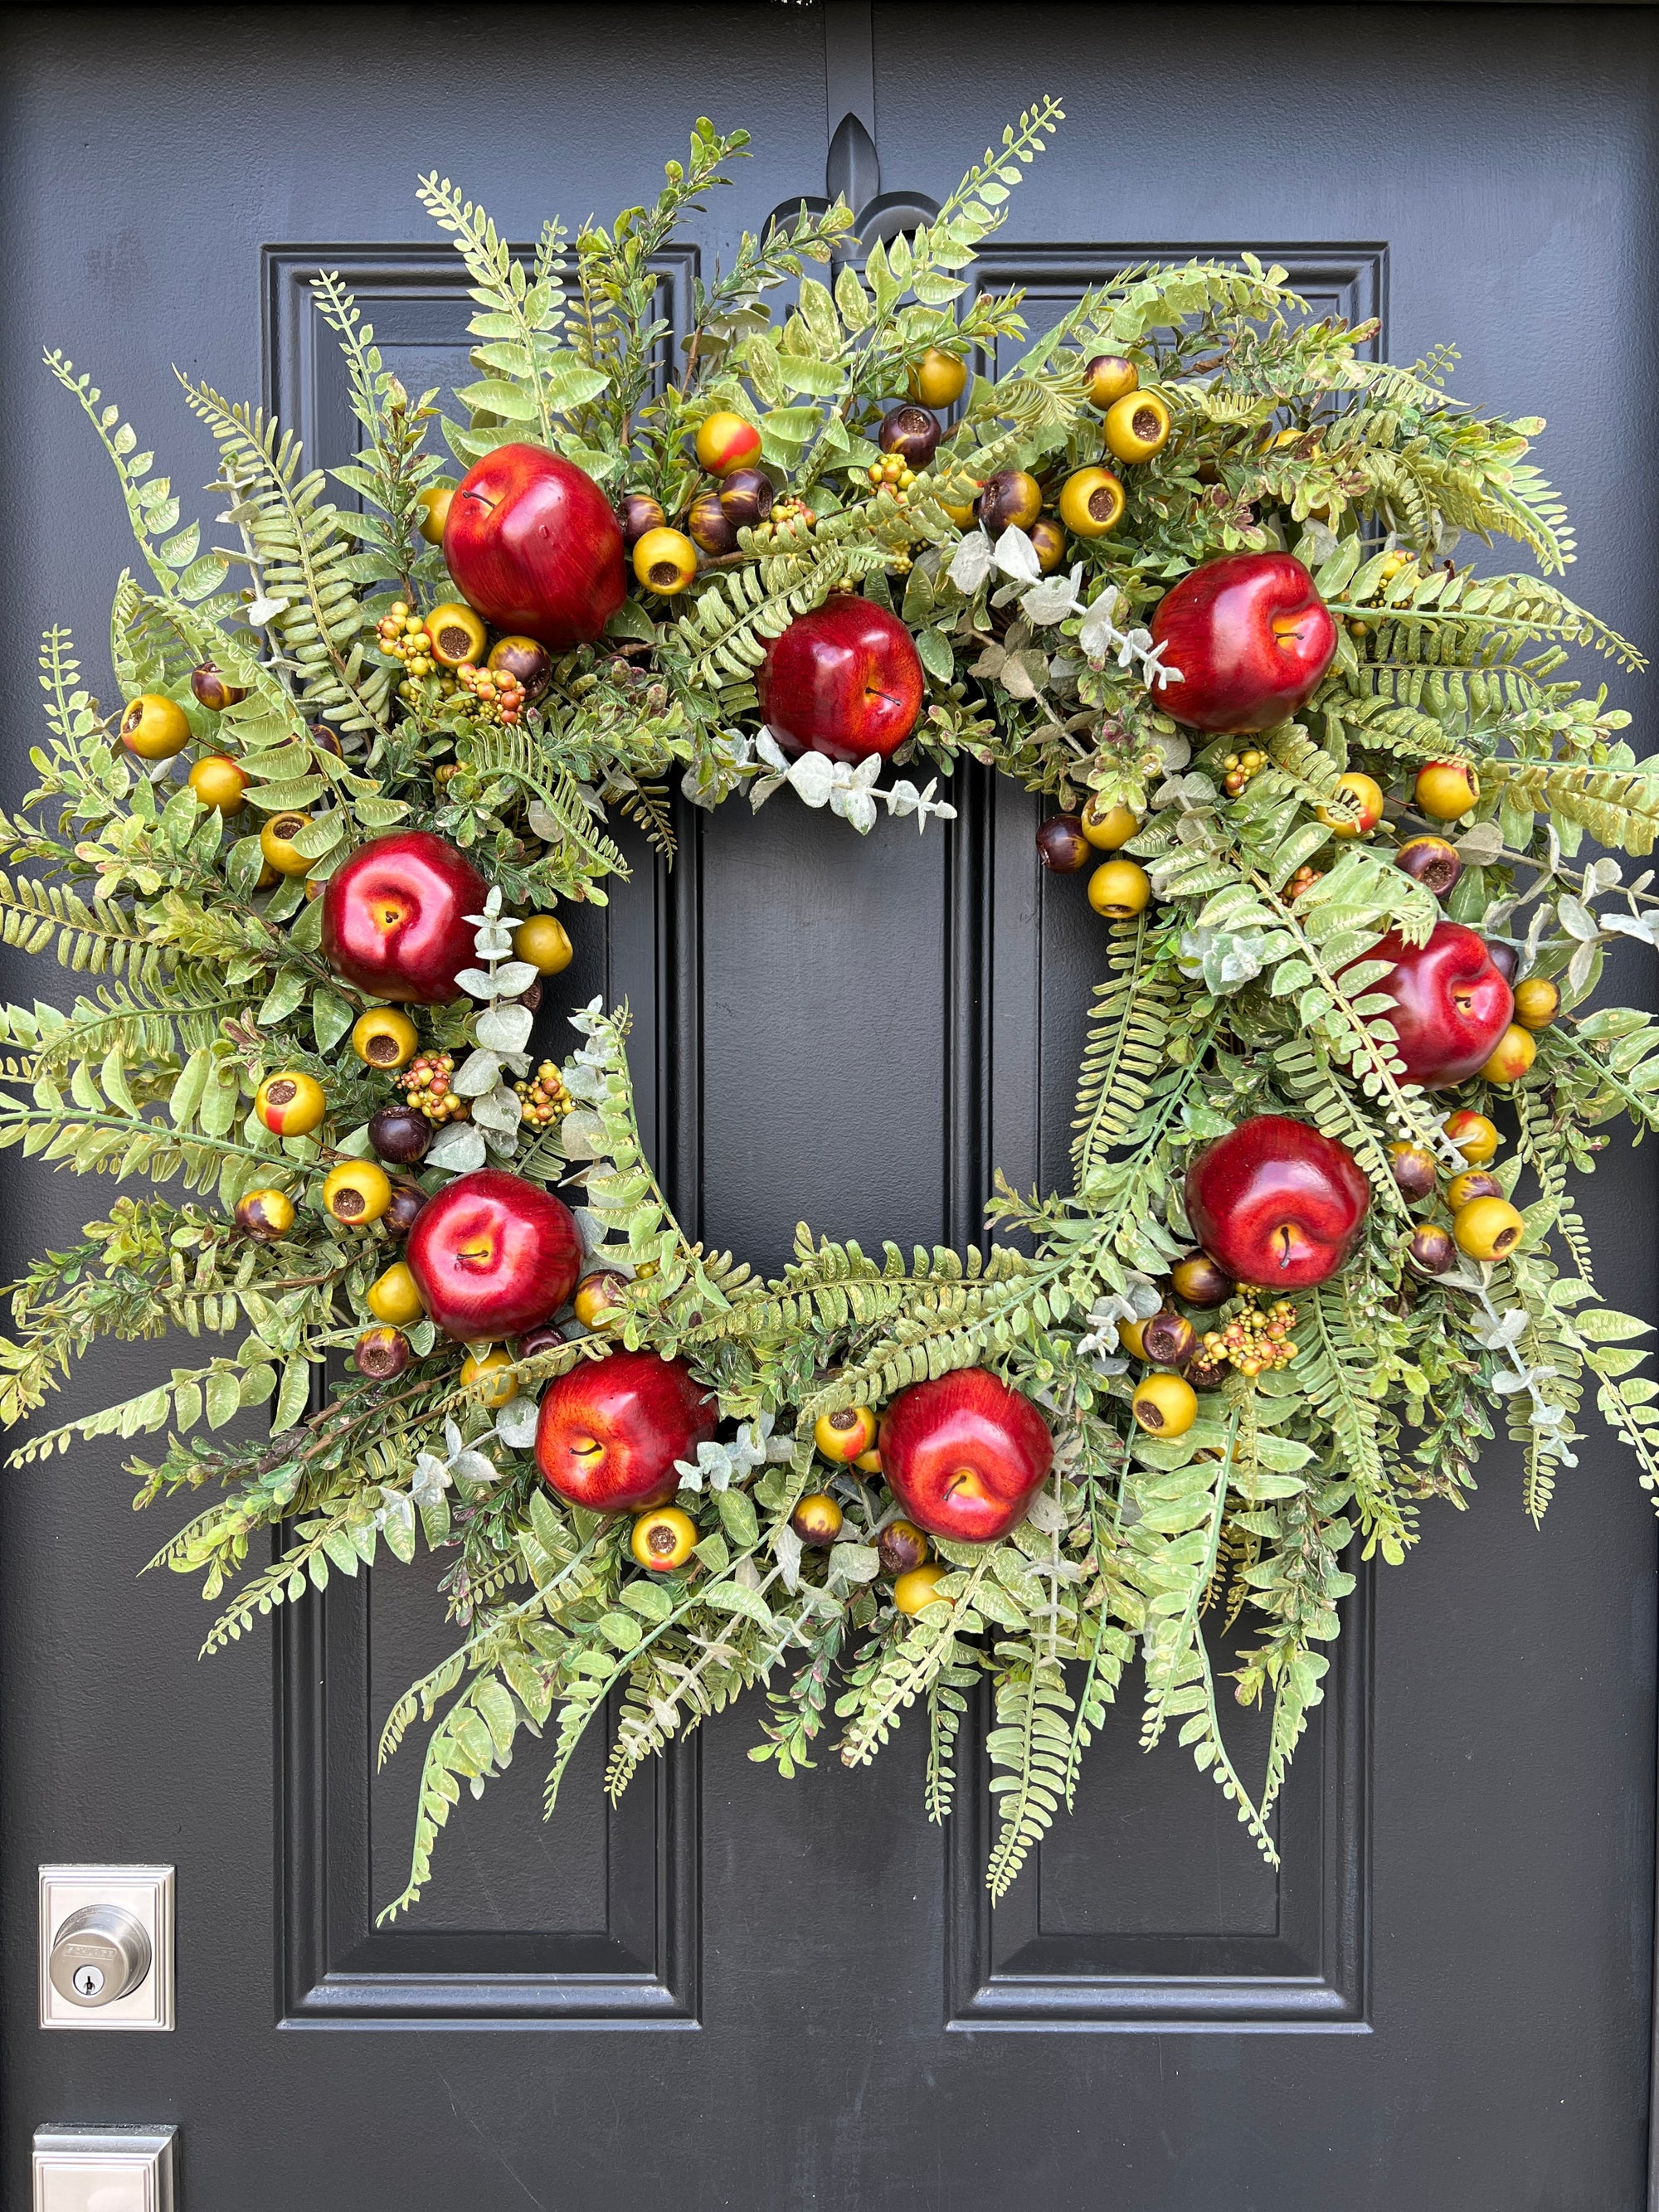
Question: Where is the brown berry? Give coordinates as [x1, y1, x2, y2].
[1036, 814, 1090, 873]
[877, 1519, 929, 1577]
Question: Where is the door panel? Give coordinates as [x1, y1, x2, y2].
[2, 7, 1656, 2209]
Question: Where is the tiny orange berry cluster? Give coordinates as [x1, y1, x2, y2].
[1200, 1296, 1298, 1378]
[397, 1050, 469, 1124]
[515, 1061, 573, 1128]
[1286, 863, 1323, 902]
[455, 659, 528, 726]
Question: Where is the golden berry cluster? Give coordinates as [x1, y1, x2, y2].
[1222, 746, 1267, 797]
[397, 1051, 469, 1124]
[377, 602, 459, 706]
[377, 602, 435, 673]
[1200, 1297, 1298, 1378]
[770, 497, 817, 531]
[1286, 864, 1324, 902]
[515, 1062, 573, 1127]
[455, 660, 528, 727]
[867, 453, 917, 493]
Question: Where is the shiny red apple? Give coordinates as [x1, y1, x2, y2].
[1185, 1116, 1370, 1291]
[535, 1349, 717, 1513]
[881, 1367, 1053, 1544]
[322, 831, 488, 1004]
[1345, 921, 1514, 1088]
[758, 597, 924, 765]
[1149, 552, 1337, 733]
[443, 442, 625, 649]
[405, 1169, 581, 1341]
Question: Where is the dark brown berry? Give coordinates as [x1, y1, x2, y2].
[687, 490, 737, 556]
[616, 491, 667, 548]
[1036, 814, 1089, 873]
[877, 1519, 929, 1577]
[1170, 1254, 1233, 1307]
[718, 467, 775, 530]
[355, 1325, 411, 1379]
[369, 1106, 432, 1166]
[1141, 1310, 1199, 1368]
[1408, 1225, 1457, 1274]
[382, 1184, 427, 1240]
[1395, 835, 1463, 898]
[878, 405, 941, 469]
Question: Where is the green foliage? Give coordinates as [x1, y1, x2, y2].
[8, 100, 1655, 1928]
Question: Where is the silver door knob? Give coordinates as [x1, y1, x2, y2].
[47, 1903, 152, 2009]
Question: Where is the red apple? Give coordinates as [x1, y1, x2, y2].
[536, 1349, 717, 1513]
[1345, 921, 1513, 1088]
[443, 442, 625, 649]
[1150, 553, 1337, 733]
[1185, 1116, 1370, 1291]
[759, 597, 924, 766]
[405, 1169, 581, 1341]
[321, 831, 487, 1005]
[881, 1367, 1053, 1544]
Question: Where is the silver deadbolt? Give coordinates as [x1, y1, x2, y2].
[48, 1904, 152, 2010]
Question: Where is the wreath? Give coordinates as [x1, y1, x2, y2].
[9, 98, 1657, 1918]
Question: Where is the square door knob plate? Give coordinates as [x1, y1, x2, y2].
[38, 1868, 174, 2032]
[33, 2127, 176, 2212]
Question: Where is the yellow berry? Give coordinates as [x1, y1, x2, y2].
[632, 1505, 698, 1572]
[323, 1159, 392, 1227]
[893, 1563, 950, 1616]
[460, 1347, 518, 1408]
[351, 1009, 419, 1071]
[367, 1261, 426, 1325]
[1087, 860, 1152, 918]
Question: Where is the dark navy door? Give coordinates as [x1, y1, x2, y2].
[3, 7, 1656, 2207]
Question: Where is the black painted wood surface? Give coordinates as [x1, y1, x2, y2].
[2, 7, 1657, 2207]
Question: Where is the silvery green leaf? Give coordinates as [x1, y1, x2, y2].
[1470, 1307, 1529, 1350]
[831, 785, 878, 834]
[452, 1048, 501, 1095]
[526, 799, 563, 842]
[1020, 567, 1085, 626]
[572, 1205, 613, 1253]
[561, 1109, 608, 1157]
[1025, 1485, 1065, 1534]
[993, 526, 1042, 585]
[471, 925, 516, 960]
[828, 1542, 880, 1584]
[562, 1062, 606, 1101]
[377, 1488, 416, 1541]
[455, 965, 503, 1000]
[1454, 821, 1506, 863]
[1557, 895, 1599, 941]
[470, 1083, 524, 1135]
[748, 773, 786, 810]
[1150, 731, 1190, 772]
[1567, 936, 1599, 996]
[411, 1454, 451, 1510]
[495, 1397, 540, 1449]
[443, 1418, 465, 1456]
[492, 960, 539, 996]
[787, 751, 836, 809]
[1490, 1369, 1530, 1394]
[245, 594, 289, 625]
[947, 528, 993, 592]
[1600, 912, 1659, 946]
[477, 1002, 535, 1053]
[450, 1447, 497, 1487]
[774, 1519, 804, 1594]
[755, 728, 791, 771]
[426, 1122, 487, 1173]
